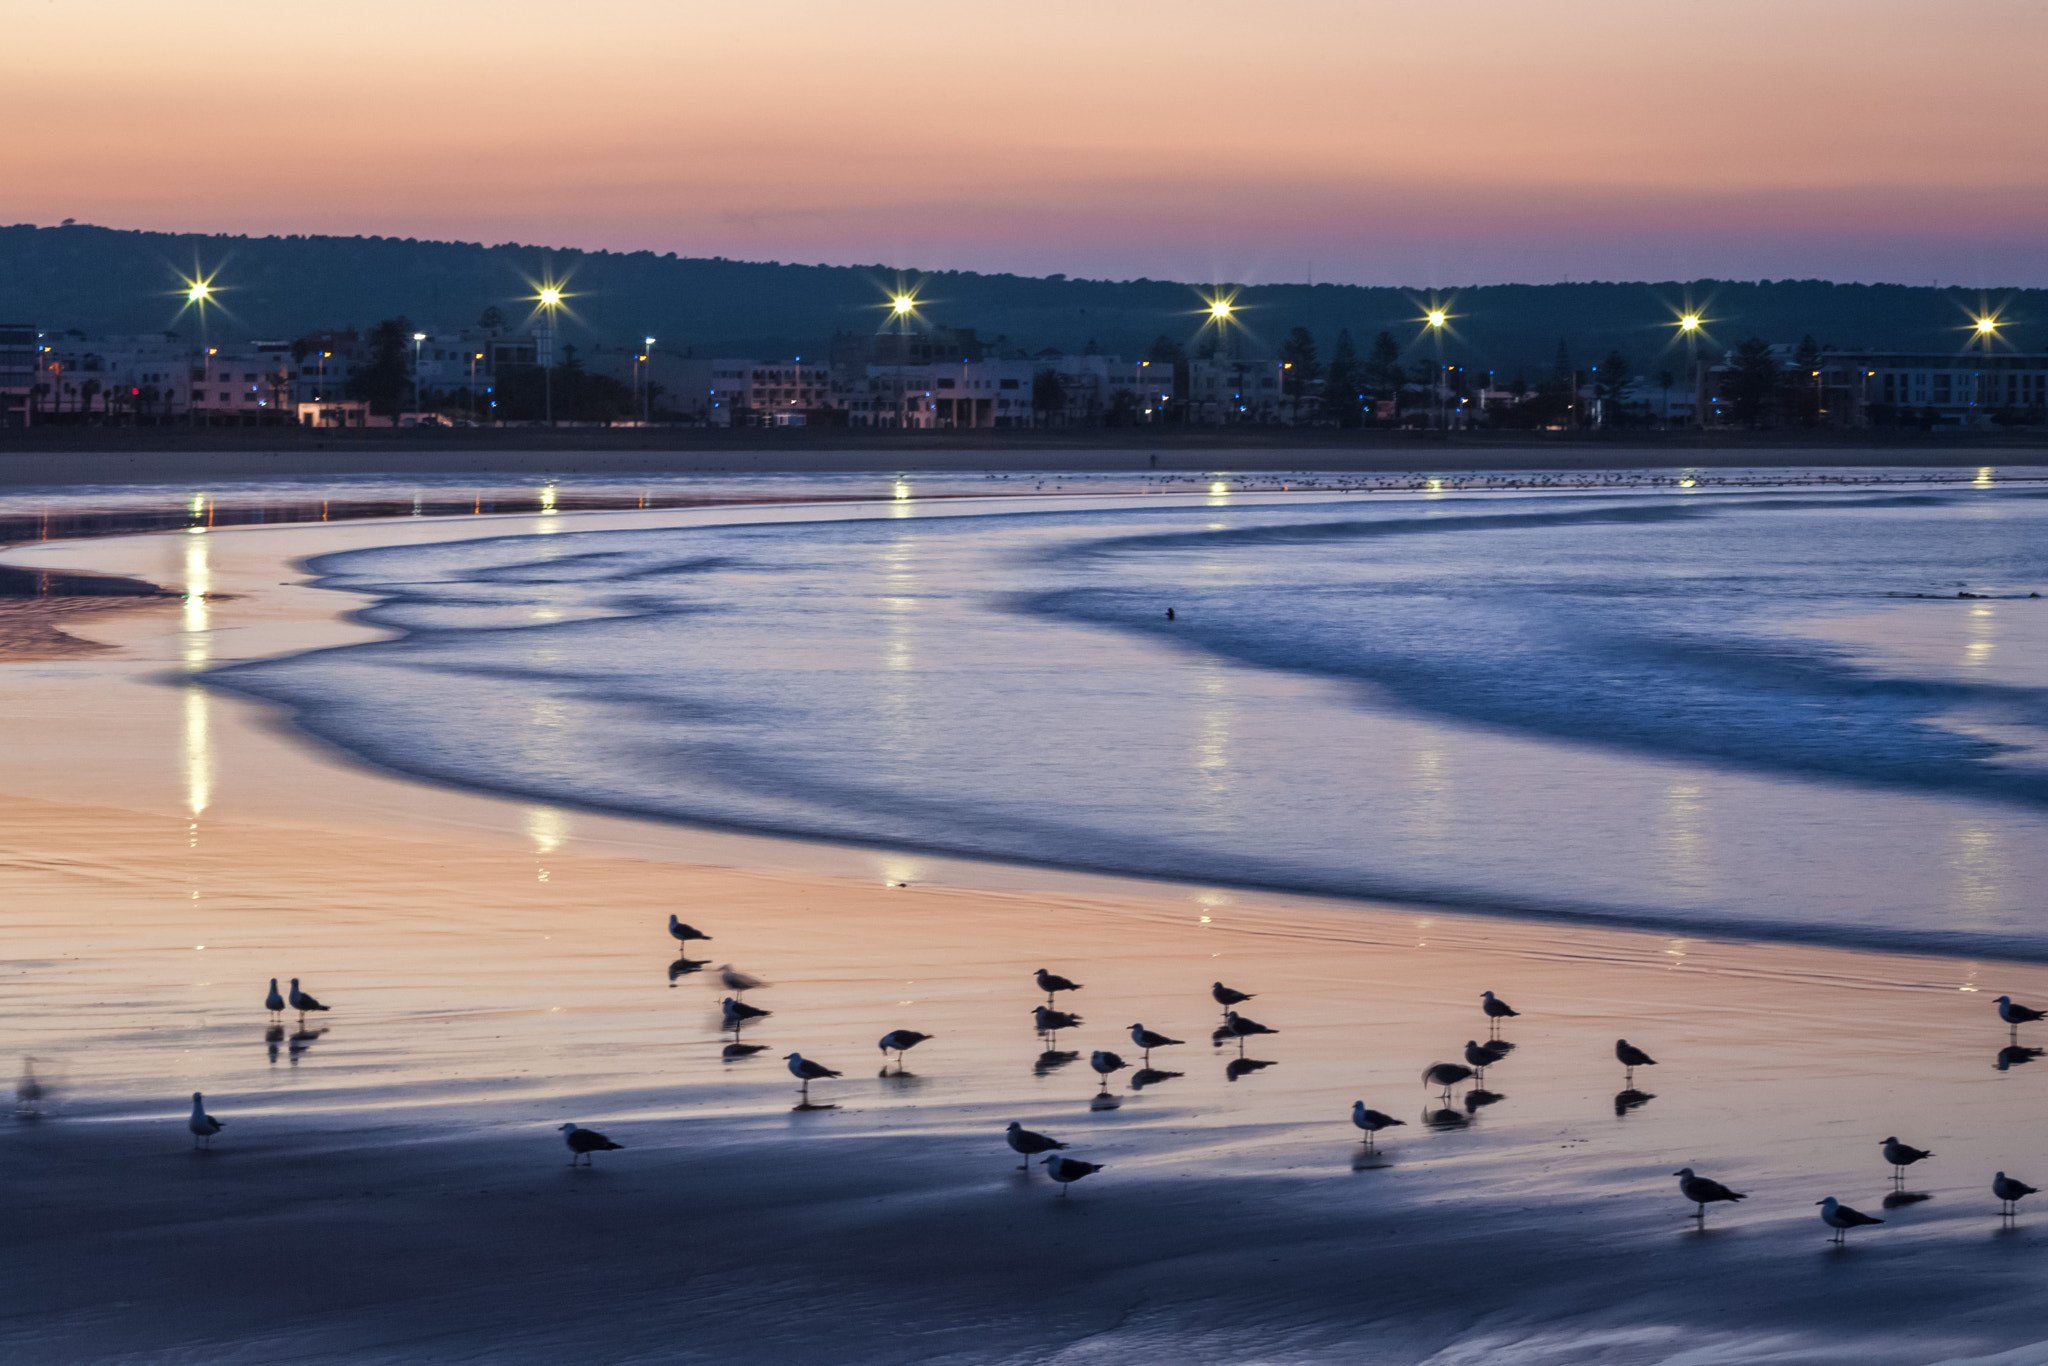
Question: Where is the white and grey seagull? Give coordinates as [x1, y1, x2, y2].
[1480, 991, 1518, 1036]
[1996, 995, 2046, 1037]
[667, 916, 711, 949]
[1088, 1050, 1129, 1090]
[877, 1030, 931, 1065]
[1994, 1171, 2038, 1219]
[1881, 1136, 1933, 1182]
[1674, 1168, 1746, 1225]
[287, 978, 329, 1024]
[558, 1122, 624, 1167]
[1127, 1024, 1184, 1063]
[1421, 1062, 1475, 1098]
[1818, 1195, 1883, 1245]
[1005, 1121, 1067, 1170]
[784, 1052, 842, 1103]
[722, 996, 771, 1035]
[718, 964, 766, 995]
[264, 978, 285, 1020]
[188, 1092, 224, 1149]
[1351, 1102, 1404, 1151]
[1035, 969, 1083, 1005]
[1211, 982, 1255, 1015]
[1041, 1153, 1103, 1196]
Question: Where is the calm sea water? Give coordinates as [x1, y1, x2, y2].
[214, 484, 2048, 958]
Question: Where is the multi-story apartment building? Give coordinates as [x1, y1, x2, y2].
[1, 324, 35, 426]
[707, 359, 831, 426]
[1185, 357, 1285, 424]
[830, 353, 1174, 428]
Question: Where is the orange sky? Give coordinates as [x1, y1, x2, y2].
[9, 0, 2047, 285]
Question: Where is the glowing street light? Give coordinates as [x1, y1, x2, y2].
[187, 281, 212, 305]
[1678, 314, 1701, 333]
[1210, 299, 1233, 321]
[1975, 316, 1998, 336]
[528, 279, 572, 425]
[893, 295, 916, 317]
[1427, 309, 1447, 329]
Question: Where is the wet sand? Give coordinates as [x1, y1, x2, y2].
[4, 499, 2048, 1364]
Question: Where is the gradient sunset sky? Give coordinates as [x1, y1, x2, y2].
[10, 0, 2046, 286]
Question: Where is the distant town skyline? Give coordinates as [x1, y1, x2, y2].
[10, 0, 2048, 288]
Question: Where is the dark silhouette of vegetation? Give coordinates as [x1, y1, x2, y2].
[1726, 337, 1781, 427]
[1031, 368, 1068, 423]
[1280, 327, 1320, 398]
[347, 317, 414, 415]
[491, 346, 635, 422]
[1323, 330, 1364, 426]
[1364, 331, 1403, 399]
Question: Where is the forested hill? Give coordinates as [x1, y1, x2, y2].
[3, 223, 2040, 378]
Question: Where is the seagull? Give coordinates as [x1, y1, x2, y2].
[1818, 1196, 1883, 1245]
[1881, 1136, 1933, 1181]
[1462, 1040, 1506, 1079]
[287, 979, 329, 1023]
[722, 996, 770, 1034]
[667, 916, 710, 949]
[1996, 995, 2046, 1037]
[1035, 969, 1082, 1005]
[877, 1030, 931, 1065]
[1674, 1168, 1747, 1225]
[558, 1122, 623, 1166]
[1089, 1050, 1129, 1089]
[264, 979, 285, 1020]
[1041, 1153, 1103, 1196]
[1994, 1171, 2038, 1219]
[1616, 1039, 1658, 1086]
[1032, 1006, 1082, 1039]
[1480, 991, 1518, 1035]
[1351, 1102, 1404, 1151]
[1127, 1024, 1184, 1062]
[1006, 1121, 1067, 1169]
[1421, 1062, 1475, 1098]
[1212, 981, 1255, 1015]
[784, 1052, 841, 1102]
[1222, 1011, 1276, 1052]
[188, 1092, 224, 1148]
[718, 965, 766, 994]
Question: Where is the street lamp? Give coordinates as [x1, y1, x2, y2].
[412, 332, 427, 413]
[1423, 305, 1450, 428]
[531, 284, 567, 425]
[638, 336, 656, 423]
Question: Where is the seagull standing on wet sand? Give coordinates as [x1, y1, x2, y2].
[1089, 1050, 1128, 1089]
[1128, 1024, 1184, 1063]
[1006, 1121, 1067, 1170]
[188, 1092, 224, 1148]
[1351, 1102, 1404, 1151]
[558, 1122, 623, 1166]
[785, 1052, 842, 1102]
[1616, 1039, 1657, 1086]
[1036, 969, 1082, 1006]
[877, 1030, 931, 1065]
[1818, 1196, 1883, 1245]
[1463, 1040, 1507, 1080]
[264, 979, 285, 1020]
[1994, 1171, 2038, 1219]
[1222, 1011, 1276, 1053]
[1041, 1154, 1103, 1196]
[287, 979, 329, 1024]
[718, 965, 766, 995]
[1480, 991, 1518, 1036]
[722, 996, 771, 1035]
[1212, 982, 1255, 1016]
[1674, 1168, 1746, 1225]
[667, 916, 710, 950]
[1422, 1062, 1475, 1098]
[1881, 1136, 1933, 1182]
[1996, 996, 2046, 1038]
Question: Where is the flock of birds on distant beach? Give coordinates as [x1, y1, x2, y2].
[157, 915, 2047, 1239]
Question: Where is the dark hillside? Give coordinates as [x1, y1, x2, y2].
[3, 224, 2041, 376]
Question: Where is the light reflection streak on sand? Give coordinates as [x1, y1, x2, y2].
[1949, 820, 2002, 914]
[1962, 604, 1995, 669]
[181, 532, 212, 823]
[1190, 661, 1235, 828]
[876, 532, 923, 764]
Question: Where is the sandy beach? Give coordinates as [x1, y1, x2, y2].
[4, 491, 2048, 1364]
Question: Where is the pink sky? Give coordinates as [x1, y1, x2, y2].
[9, 0, 2046, 285]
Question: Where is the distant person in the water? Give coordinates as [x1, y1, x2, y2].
[1165, 607, 1175, 620]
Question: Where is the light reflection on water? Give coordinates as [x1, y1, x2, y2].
[209, 484, 2048, 959]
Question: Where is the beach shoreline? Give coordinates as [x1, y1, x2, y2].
[4, 494, 2047, 1364]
